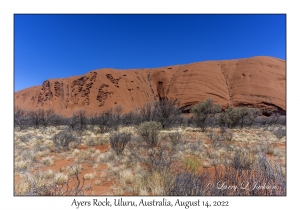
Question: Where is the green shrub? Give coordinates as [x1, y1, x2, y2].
[138, 121, 162, 146]
[182, 156, 201, 174]
[220, 107, 261, 128]
[191, 99, 222, 131]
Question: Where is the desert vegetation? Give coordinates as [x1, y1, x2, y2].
[14, 99, 286, 196]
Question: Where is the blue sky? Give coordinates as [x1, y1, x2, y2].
[14, 14, 286, 92]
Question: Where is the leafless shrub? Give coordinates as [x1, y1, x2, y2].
[111, 105, 123, 129]
[144, 144, 175, 172]
[38, 109, 57, 128]
[166, 152, 285, 196]
[90, 110, 113, 133]
[153, 98, 182, 129]
[50, 114, 65, 128]
[231, 149, 254, 174]
[110, 132, 132, 155]
[248, 153, 286, 195]
[72, 110, 88, 131]
[140, 101, 155, 122]
[66, 115, 79, 131]
[168, 171, 210, 195]
[14, 108, 31, 130]
[16, 165, 85, 196]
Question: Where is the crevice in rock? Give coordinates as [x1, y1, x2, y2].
[166, 65, 182, 95]
[219, 63, 232, 106]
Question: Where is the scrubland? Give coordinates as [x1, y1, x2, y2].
[14, 99, 286, 196]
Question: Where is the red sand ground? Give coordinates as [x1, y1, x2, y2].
[14, 132, 285, 196]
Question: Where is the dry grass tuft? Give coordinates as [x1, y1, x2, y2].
[84, 173, 96, 180]
[54, 173, 68, 185]
[41, 156, 54, 166]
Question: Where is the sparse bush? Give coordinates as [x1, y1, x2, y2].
[138, 121, 162, 147]
[168, 131, 181, 146]
[52, 130, 80, 151]
[271, 126, 286, 139]
[110, 132, 132, 155]
[191, 99, 222, 131]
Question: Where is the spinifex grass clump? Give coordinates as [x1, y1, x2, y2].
[110, 132, 132, 155]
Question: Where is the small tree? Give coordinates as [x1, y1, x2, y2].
[191, 99, 222, 131]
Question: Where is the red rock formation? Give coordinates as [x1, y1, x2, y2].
[14, 56, 286, 116]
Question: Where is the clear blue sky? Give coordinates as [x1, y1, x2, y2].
[14, 14, 286, 92]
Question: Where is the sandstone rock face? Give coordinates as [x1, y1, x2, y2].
[14, 56, 286, 116]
